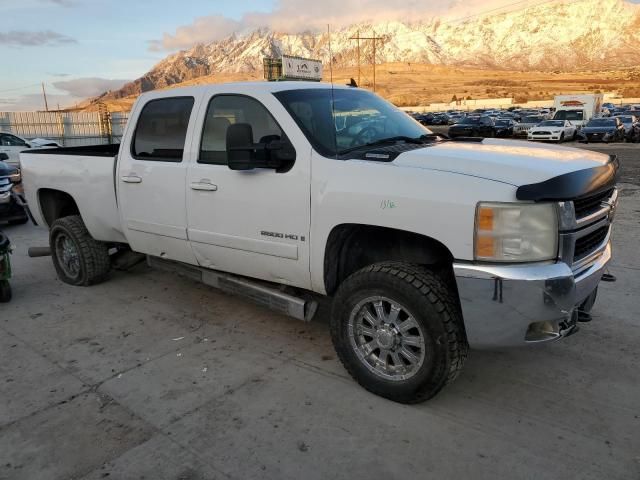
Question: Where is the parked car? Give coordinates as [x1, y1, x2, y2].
[494, 118, 516, 137]
[527, 120, 577, 143]
[0, 153, 28, 225]
[448, 115, 496, 137]
[614, 115, 638, 141]
[22, 82, 617, 403]
[578, 117, 625, 143]
[513, 115, 544, 137]
[415, 113, 435, 125]
[0, 132, 61, 167]
[431, 114, 450, 125]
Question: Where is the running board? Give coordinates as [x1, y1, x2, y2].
[147, 256, 317, 322]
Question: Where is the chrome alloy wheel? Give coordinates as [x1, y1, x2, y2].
[55, 233, 81, 279]
[348, 296, 427, 381]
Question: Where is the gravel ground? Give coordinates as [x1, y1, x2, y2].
[0, 144, 639, 480]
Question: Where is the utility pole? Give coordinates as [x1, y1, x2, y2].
[349, 31, 383, 91]
[41, 82, 49, 112]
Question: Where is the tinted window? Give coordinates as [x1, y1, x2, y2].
[199, 95, 284, 165]
[132, 97, 194, 162]
[587, 119, 615, 127]
[459, 117, 480, 125]
[1, 134, 28, 147]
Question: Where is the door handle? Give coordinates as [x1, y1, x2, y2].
[190, 181, 218, 191]
[121, 175, 142, 184]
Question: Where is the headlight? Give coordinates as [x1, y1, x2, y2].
[475, 202, 558, 262]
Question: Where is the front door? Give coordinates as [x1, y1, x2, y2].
[186, 93, 311, 289]
[117, 95, 199, 264]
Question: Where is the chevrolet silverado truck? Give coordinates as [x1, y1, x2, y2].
[21, 82, 618, 403]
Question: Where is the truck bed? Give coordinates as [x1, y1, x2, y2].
[20, 144, 126, 244]
[22, 143, 120, 157]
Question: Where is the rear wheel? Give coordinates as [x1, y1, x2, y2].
[50, 215, 110, 286]
[331, 262, 468, 403]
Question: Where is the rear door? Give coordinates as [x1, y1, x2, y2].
[117, 95, 199, 264]
[185, 93, 312, 289]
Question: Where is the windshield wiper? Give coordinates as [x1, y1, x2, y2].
[338, 135, 435, 155]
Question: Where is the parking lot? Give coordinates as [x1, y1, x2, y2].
[1, 143, 639, 480]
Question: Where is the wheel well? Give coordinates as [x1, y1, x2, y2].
[323, 224, 455, 295]
[38, 189, 80, 227]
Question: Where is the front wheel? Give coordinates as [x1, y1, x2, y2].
[559, 132, 565, 143]
[50, 215, 111, 286]
[331, 262, 468, 403]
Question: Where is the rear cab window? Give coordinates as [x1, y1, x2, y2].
[132, 97, 194, 162]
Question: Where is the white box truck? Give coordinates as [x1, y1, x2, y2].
[553, 94, 604, 127]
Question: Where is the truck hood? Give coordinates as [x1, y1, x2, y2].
[392, 138, 610, 186]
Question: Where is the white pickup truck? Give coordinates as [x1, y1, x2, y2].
[21, 82, 619, 403]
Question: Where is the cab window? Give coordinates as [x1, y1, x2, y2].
[199, 95, 284, 165]
[132, 97, 194, 162]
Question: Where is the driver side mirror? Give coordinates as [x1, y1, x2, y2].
[226, 123, 296, 172]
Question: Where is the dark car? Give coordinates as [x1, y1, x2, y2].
[412, 113, 435, 125]
[0, 154, 28, 225]
[579, 117, 626, 143]
[494, 118, 515, 137]
[431, 114, 451, 125]
[614, 115, 638, 141]
[448, 115, 496, 138]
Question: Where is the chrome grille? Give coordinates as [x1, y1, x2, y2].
[573, 226, 609, 262]
[574, 188, 615, 219]
[558, 187, 618, 273]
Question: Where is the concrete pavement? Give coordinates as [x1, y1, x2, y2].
[1, 150, 639, 479]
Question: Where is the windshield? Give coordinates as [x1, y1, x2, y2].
[539, 120, 564, 127]
[495, 120, 510, 126]
[554, 110, 584, 121]
[274, 88, 432, 156]
[616, 116, 632, 123]
[458, 117, 480, 125]
[521, 116, 542, 123]
[586, 119, 615, 127]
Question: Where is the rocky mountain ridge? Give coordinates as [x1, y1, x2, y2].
[104, 0, 640, 100]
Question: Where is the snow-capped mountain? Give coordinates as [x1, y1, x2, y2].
[108, 0, 640, 99]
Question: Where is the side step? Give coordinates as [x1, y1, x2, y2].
[147, 256, 318, 322]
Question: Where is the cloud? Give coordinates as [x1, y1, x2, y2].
[0, 93, 76, 112]
[149, 15, 242, 51]
[0, 30, 77, 47]
[150, 0, 522, 51]
[53, 77, 131, 98]
[41, 0, 76, 6]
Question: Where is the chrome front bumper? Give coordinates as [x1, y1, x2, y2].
[453, 242, 611, 348]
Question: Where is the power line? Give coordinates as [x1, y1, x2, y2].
[349, 31, 383, 91]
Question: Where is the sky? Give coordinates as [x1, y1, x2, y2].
[1, 0, 639, 111]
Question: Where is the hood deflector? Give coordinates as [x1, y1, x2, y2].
[516, 155, 619, 201]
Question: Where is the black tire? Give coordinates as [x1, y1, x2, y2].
[559, 132, 565, 143]
[50, 215, 110, 286]
[330, 262, 468, 403]
[0, 280, 11, 303]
